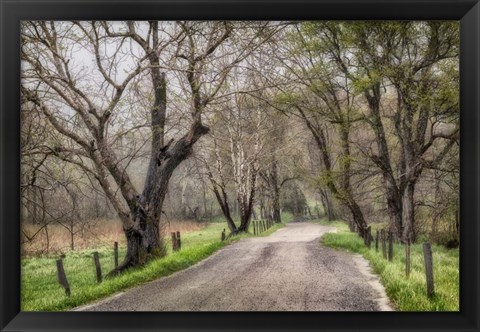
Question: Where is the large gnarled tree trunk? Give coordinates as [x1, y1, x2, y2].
[109, 21, 212, 272]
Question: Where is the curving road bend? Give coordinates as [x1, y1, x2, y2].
[76, 222, 393, 311]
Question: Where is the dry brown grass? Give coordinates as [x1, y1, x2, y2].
[163, 219, 206, 234]
[21, 218, 207, 256]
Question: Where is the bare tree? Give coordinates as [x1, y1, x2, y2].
[21, 21, 273, 272]
[202, 92, 270, 233]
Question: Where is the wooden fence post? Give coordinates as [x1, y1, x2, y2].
[114, 241, 118, 269]
[56, 258, 70, 296]
[381, 229, 387, 259]
[176, 231, 181, 250]
[93, 251, 102, 283]
[375, 230, 379, 253]
[171, 232, 177, 251]
[221, 229, 226, 241]
[423, 243, 435, 298]
[388, 231, 394, 261]
[405, 240, 411, 278]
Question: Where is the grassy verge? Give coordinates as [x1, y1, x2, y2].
[316, 220, 459, 311]
[22, 216, 290, 312]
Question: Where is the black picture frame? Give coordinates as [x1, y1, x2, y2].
[1, 0, 479, 331]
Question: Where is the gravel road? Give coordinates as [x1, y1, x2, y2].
[76, 222, 393, 311]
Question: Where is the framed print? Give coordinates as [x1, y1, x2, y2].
[1, 0, 479, 331]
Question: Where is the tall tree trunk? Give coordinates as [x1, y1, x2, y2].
[385, 182, 403, 239]
[114, 202, 164, 274]
[111, 71, 209, 274]
[233, 199, 239, 218]
[269, 160, 282, 223]
[111, 46, 170, 274]
[402, 182, 416, 243]
[348, 198, 368, 237]
[319, 188, 336, 221]
[252, 208, 258, 220]
[339, 125, 368, 234]
[260, 197, 266, 219]
[365, 84, 404, 239]
[115, 133, 209, 274]
[272, 190, 281, 223]
[238, 168, 258, 232]
[206, 169, 237, 232]
[123, 228, 141, 267]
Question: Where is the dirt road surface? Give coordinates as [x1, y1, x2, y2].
[76, 222, 393, 311]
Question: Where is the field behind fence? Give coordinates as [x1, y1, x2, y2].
[22, 222, 224, 311]
[21, 219, 206, 257]
[21, 217, 288, 311]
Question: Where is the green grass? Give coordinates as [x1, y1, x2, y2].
[22, 217, 290, 312]
[316, 220, 459, 311]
